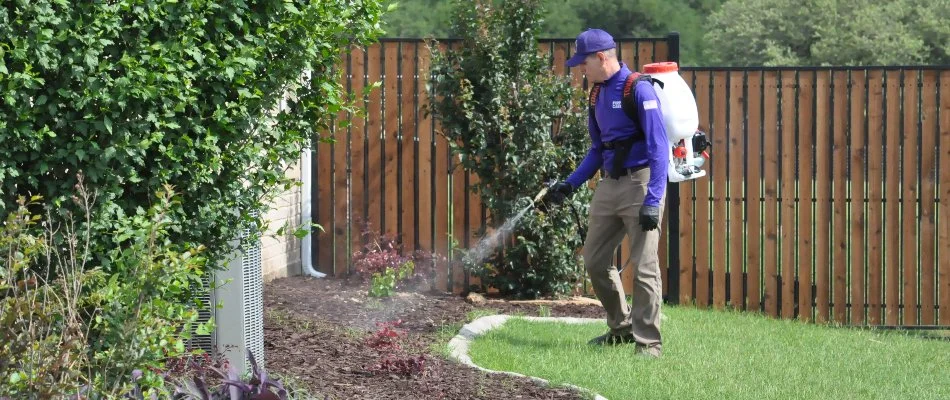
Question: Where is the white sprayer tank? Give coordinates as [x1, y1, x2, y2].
[642, 62, 707, 182]
[643, 62, 698, 141]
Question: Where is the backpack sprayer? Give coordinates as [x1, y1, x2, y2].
[531, 62, 709, 205]
[529, 62, 709, 272]
[642, 62, 709, 182]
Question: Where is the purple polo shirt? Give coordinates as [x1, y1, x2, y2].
[565, 63, 669, 207]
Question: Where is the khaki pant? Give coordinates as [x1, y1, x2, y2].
[583, 168, 664, 347]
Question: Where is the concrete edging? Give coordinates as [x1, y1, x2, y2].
[447, 315, 610, 400]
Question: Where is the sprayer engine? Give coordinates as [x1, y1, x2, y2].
[669, 130, 711, 182]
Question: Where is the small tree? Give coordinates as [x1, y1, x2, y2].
[426, 0, 591, 298]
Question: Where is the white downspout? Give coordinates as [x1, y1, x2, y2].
[295, 69, 325, 278]
[300, 146, 326, 278]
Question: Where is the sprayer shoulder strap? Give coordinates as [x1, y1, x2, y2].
[587, 83, 602, 113]
[588, 72, 664, 127]
[619, 72, 664, 128]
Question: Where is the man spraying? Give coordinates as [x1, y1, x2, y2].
[541, 28, 667, 358]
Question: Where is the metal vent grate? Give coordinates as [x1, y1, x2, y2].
[186, 214, 264, 371]
[241, 226, 264, 368]
[188, 275, 215, 354]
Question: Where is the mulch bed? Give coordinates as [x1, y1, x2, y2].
[263, 276, 607, 399]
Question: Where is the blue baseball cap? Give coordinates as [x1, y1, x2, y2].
[565, 29, 616, 67]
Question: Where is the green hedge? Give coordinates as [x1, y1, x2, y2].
[0, 0, 385, 266]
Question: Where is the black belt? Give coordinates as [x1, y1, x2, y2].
[602, 134, 646, 178]
[604, 164, 649, 179]
[602, 133, 645, 150]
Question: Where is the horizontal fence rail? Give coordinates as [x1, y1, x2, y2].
[314, 36, 950, 327]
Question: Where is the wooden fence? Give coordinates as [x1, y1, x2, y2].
[679, 67, 950, 326]
[313, 36, 950, 326]
[313, 36, 675, 295]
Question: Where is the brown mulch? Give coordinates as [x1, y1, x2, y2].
[263, 276, 607, 400]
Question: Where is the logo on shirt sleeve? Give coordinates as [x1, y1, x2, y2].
[612, 100, 622, 109]
[642, 100, 658, 110]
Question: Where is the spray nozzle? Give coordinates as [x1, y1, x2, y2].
[531, 179, 558, 205]
[532, 187, 549, 205]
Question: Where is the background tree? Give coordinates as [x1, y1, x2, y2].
[559, 0, 719, 66]
[704, 0, 950, 65]
[383, 0, 723, 65]
[383, 0, 948, 66]
[380, 0, 454, 37]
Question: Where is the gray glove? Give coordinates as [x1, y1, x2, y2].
[639, 205, 660, 231]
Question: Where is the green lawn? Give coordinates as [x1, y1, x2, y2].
[466, 306, 950, 400]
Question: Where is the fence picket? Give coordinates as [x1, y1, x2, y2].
[849, 69, 867, 325]
[680, 70, 697, 305]
[781, 70, 798, 319]
[384, 42, 400, 237]
[866, 69, 885, 324]
[728, 71, 746, 309]
[400, 42, 418, 254]
[433, 42, 451, 292]
[763, 71, 780, 317]
[884, 71, 902, 325]
[746, 71, 764, 312]
[334, 53, 351, 274]
[416, 45, 435, 291]
[712, 71, 729, 309]
[798, 70, 816, 322]
[939, 71, 950, 325]
[902, 70, 920, 325]
[814, 70, 832, 323]
[349, 48, 367, 270]
[694, 71, 712, 307]
[919, 71, 938, 325]
[832, 70, 849, 323]
[366, 44, 383, 240]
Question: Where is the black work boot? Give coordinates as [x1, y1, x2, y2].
[634, 343, 662, 358]
[587, 332, 635, 346]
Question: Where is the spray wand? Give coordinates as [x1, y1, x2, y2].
[529, 181, 639, 277]
[530, 180, 557, 206]
[527, 179, 587, 243]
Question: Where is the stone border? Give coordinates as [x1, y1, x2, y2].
[447, 315, 609, 400]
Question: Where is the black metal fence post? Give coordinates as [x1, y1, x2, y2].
[666, 31, 682, 305]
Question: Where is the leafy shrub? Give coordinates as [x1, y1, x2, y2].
[369, 261, 414, 298]
[0, 197, 89, 398]
[351, 222, 439, 296]
[0, 0, 386, 273]
[352, 227, 411, 280]
[364, 320, 428, 377]
[426, 0, 592, 298]
[0, 183, 211, 398]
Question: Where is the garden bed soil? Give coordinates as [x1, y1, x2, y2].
[263, 276, 607, 399]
